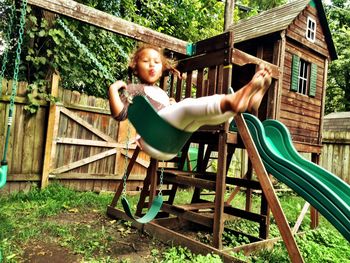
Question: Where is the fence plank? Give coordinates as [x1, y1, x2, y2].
[12, 105, 25, 173]
[321, 130, 350, 185]
[22, 110, 36, 173]
[41, 74, 60, 188]
[33, 108, 46, 174]
[51, 148, 118, 174]
[59, 89, 72, 168]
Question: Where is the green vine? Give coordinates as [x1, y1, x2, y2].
[1, 0, 228, 114]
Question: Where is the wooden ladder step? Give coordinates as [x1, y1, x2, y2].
[173, 202, 230, 211]
[163, 173, 216, 190]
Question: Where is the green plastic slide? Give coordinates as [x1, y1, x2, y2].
[232, 114, 350, 242]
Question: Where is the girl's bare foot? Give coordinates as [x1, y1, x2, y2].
[220, 64, 271, 113]
[247, 65, 272, 115]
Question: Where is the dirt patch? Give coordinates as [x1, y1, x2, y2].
[22, 241, 82, 263]
[20, 211, 167, 262]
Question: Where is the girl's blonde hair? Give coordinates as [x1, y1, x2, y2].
[128, 44, 180, 81]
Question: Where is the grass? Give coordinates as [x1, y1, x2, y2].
[0, 183, 349, 262]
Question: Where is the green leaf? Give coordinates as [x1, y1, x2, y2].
[38, 30, 46, 37]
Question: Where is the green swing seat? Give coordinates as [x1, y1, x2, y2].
[0, 163, 8, 189]
[121, 195, 163, 224]
[121, 95, 192, 223]
[127, 95, 193, 155]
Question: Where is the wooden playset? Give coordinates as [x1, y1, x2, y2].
[3, 0, 346, 262]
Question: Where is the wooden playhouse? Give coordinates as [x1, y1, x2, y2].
[228, 0, 337, 156]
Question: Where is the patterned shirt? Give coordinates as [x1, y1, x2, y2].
[114, 84, 169, 121]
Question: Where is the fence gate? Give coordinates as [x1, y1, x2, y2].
[42, 74, 149, 192]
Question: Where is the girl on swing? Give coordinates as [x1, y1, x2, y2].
[109, 44, 272, 160]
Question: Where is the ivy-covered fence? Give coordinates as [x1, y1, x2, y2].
[0, 77, 148, 194]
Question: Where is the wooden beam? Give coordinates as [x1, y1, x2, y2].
[161, 203, 214, 228]
[27, 0, 188, 54]
[60, 106, 116, 142]
[55, 137, 130, 148]
[293, 202, 310, 234]
[51, 147, 149, 175]
[6, 174, 41, 181]
[106, 207, 245, 263]
[163, 174, 216, 190]
[49, 172, 145, 181]
[231, 48, 280, 79]
[51, 148, 118, 174]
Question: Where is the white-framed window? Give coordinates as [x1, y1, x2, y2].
[306, 17, 316, 42]
[297, 59, 310, 95]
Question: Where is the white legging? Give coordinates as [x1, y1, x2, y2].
[137, 94, 235, 160]
[158, 94, 235, 132]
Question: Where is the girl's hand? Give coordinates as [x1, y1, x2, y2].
[108, 80, 127, 118]
[109, 80, 127, 92]
[169, 97, 177, 105]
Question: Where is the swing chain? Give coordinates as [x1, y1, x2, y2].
[56, 18, 115, 83]
[10, 0, 27, 106]
[159, 161, 164, 196]
[122, 122, 131, 197]
[108, 35, 129, 60]
[166, 51, 174, 97]
[2, 0, 27, 164]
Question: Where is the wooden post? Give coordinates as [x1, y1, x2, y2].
[234, 114, 304, 263]
[148, 159, 158, 205]
[213, 130, 228, 249]
[310, 153, 320, 229]
[245, 163, 253, 211]
[224, 0, 235, 31]
[274, 31, 286, 120]
[212, 62, 233, 249]
[41, 74, 60, 188]
[110, 147, 141, 207]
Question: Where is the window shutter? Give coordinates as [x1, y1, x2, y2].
[309, 63, 317, 97]
[291, 55, 299, 91]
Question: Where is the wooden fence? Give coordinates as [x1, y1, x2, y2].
[1, 76, 349, 194]
[0, 76, 149, 194]
[320, 130, 350, 184]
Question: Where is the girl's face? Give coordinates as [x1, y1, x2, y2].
[135, 48, 163, 85]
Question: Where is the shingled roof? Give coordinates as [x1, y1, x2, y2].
[323, 112, 350, 131]
[228, 0, 337, 60]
